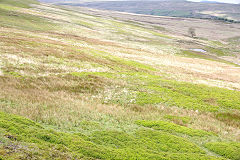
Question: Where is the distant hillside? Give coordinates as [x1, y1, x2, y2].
[200, 1, 221, 3]
[55, 0, 240, 22]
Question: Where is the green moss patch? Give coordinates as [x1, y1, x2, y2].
[133, 74, 240, 112]
[136, 120, 213, 137]
[90, 129, 205, 154]
[179, 50, 210, 59]
[96, 53, 157, 72]
[205, 142, 240, 160]
[205, 47, 227, 57]
[178, 50, 237, 66]
[90, 70, 240, 112]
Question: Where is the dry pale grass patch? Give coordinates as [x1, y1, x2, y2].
[114, 52, 240, 90]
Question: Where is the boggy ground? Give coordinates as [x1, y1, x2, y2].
[0, 0, 240, 159]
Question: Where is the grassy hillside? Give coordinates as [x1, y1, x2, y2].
[0, 0, 240, 159]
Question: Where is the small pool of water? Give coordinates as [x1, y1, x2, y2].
[190, 49, 207, 53]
